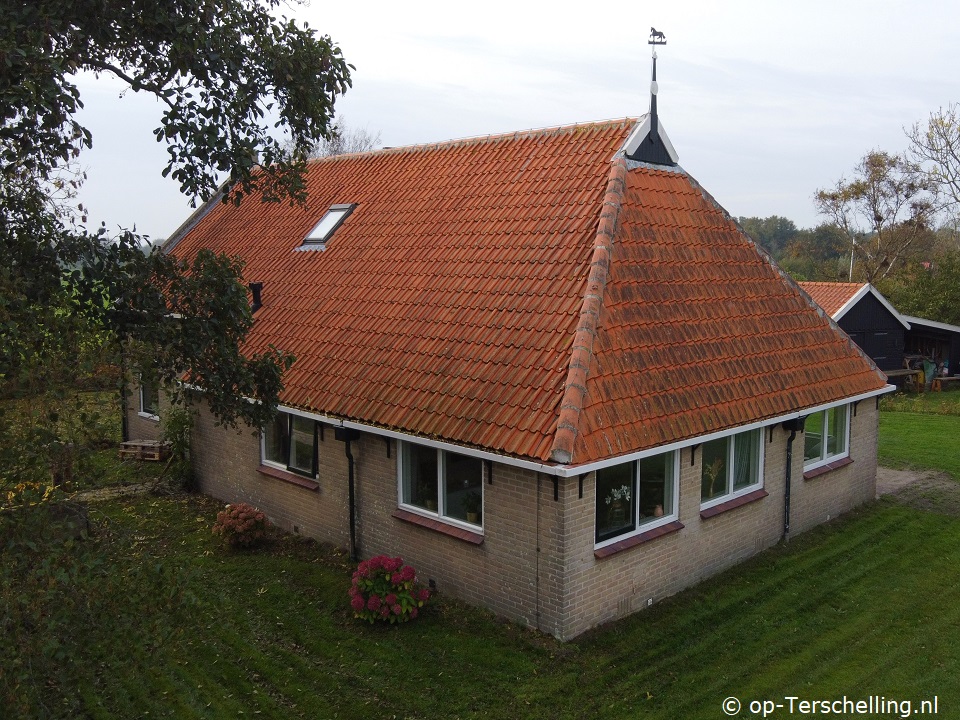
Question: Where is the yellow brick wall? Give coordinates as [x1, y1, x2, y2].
[186, 399, 879, 641]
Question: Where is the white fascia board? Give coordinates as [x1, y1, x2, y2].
[833, 284, 910, 330]
[548, 384, 895, 478]
[275, 382, 893, 479]
[901, 315, 960, 334]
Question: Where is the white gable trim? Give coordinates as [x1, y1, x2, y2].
[834, 284, 911, 330]
[272, 384, 893, 479]
[901, 315, 960, 334]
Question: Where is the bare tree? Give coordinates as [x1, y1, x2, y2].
[309, 115, 381, 157]
[908, 103, 960, 220]
[814, 151, 936, 283]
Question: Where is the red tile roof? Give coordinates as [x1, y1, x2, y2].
[168, 120, 888, 466]
[797, 282, 865, 317]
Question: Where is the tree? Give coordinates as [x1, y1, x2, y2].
[814, 151, 936, 283]
[308, 115, 382, 157]
[1, 1, 353, 478]
[908, 103, 960, 222]
[737, 215, 799, 259]
[778, 223, 848, 281]
[885, 250, 960, 327]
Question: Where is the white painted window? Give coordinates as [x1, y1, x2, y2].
[262, 411, 317, 477]
[700, 428, 763, 508]
[595, 450, 679, 546]
[301, 204, 355, 249]
[803, 405, 850, 470]
[138, 376, 160, 420]
[398, 441, 483, 529]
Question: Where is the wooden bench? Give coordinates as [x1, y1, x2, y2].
[119, 440, 172, 462]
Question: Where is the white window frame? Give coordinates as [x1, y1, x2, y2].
[803, 404, 850, 471]
[700, 428, 764, 511]
[299, 203, 356, 250]
[138, 376, 160, 421]
[260, 411, 318, 478]
[594, 450, 680, 550]
[397, 441, 485, 532]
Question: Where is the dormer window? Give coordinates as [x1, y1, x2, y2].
[300, 203, 356, 249]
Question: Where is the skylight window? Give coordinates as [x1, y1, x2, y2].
[300, 203, 355, 249]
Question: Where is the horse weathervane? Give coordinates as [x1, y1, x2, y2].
[649, 27, 666, 45]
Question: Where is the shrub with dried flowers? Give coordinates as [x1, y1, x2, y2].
[348, 555, 431, 624]
[212, 502, 270, 548]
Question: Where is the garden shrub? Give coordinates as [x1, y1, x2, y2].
[212, 502, 269, 548]
[349, 555, 431, 624]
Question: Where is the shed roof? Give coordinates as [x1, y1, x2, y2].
[168, 119, 888, 466]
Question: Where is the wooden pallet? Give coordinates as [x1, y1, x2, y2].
[119, 440, 172, 462]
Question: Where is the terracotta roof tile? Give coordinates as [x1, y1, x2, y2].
[168, 121, 887, 466]
[798, 281, 866, 317]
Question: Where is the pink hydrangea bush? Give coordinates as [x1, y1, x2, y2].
[349, 555, 431, 624]
[212, 502, 270, 548]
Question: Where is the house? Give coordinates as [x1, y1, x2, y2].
[126, 94, 892, 639]
[799, 281, 960, 382]
[798, 282, 908, 373]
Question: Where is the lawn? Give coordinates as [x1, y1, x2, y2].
[879, 387, 960, 478]
[5, 393, 960, 719]
[5, 488, 957, 719]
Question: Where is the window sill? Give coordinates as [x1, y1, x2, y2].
[391, 509, 484, 545]
[137, 411, 160, 422]
[594, 520, 684, 559]
[700, 488, 768, 520]
[257, 464, 319, 491]
[803, 456, 853, 480]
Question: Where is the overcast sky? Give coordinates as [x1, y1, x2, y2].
[73, 0, 959, 241]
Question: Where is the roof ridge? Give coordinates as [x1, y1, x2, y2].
[549, 157, 628, 464]
[306, 118, 639, 163]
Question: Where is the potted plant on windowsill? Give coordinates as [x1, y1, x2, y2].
[463, 490, 482, 525]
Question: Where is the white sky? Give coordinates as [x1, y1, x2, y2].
[74, 0, 960, 241]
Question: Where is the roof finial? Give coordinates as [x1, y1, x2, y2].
[624, 27, 678, 166]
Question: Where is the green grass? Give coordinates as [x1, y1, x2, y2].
[880, 386, 960, 415]
[879, 412, 960, 479]
[13, 490, 957, 720]
[7, 392, 960, 718]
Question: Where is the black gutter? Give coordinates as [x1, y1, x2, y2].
[781, 417, 806, 543]
[335, 427, 362, 561]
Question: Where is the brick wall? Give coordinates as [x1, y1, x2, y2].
[187, 399, 879, 642]
[189, 404, 565, 635]
[559, 406, 879, 640]
[124, 379, 163, 442]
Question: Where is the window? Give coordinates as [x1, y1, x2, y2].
[300, 203, 356, 249]
[262, 412, 318, 477]
[596, 451, 678, 545]
[139, 376, 160, 419]
[701, 429, 762, 507]
[803, 405, 849, 469]
[399, 441, 483, 528]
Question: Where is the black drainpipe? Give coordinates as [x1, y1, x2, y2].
[335, 427, 362, 561]
[781, 417, 806, 543]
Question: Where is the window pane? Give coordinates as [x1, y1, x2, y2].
[701, 438, 727, 501]
[289, 416, 315, 474]
[638, 453, 671, 524]
[733, 430, 759, 490]
[804, 411, 825, 462]
[443, 452, 483, 525]
[596, 462, 636, 542]
[140, 378, 159, 416]
[264, 413, 289, 465]
[827, 405, 847, 456]
[402, 443, 438, 511]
